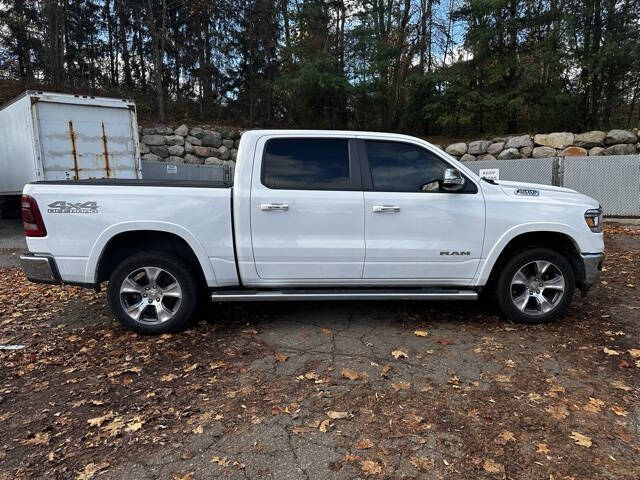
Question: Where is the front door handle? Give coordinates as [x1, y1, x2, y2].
[372, 205, 400, 213]
[261, 203, 289, 211]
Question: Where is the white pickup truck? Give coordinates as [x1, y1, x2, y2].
[19, 130, 604, 333]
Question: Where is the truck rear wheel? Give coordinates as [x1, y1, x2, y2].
[107, 251, 200, 334]
[495, 248, 575, 324]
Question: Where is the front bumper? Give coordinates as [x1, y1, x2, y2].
[20, 254, 61, 285]
[580, 252, 604, 293]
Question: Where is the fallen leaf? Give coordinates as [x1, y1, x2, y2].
[211, 456, 230, 467]
[536, 443, 550, 454]
[209, 361, 225, 370]
[87, 412, 114, 428]
[483, 458, 505, 473]
[494, 430, 515, 445]
[392, 381, 410, 391]
[380, 365, 392, 377]
[545, 404, 569, 420]
[274, 352, 288, 363]
[392, 349, 407, 359]
[409, 456, 434, 471]
[21, 432, 50, 446]
[612, 380, 631, 391]
[611, 405, 628, 417]
[361, 459, 382, 476]
[319, 419, 330, 432]
[570, 431, 592, 447]
[184, 363, 198, 372]
[76, 462, 109, 480]
[583, 397, 604, 413]
[414, 330, 429, 337]
[171, 473, 193, 480]
[102, 418, 124, 437]
[193, 425, 204, 434]
[342, 368, 359, 381]
[160, 373, 178, 382]
[304, 372, 319, 381]
[356, 438, 374, 449]
[603, 347, 620, 356]
[242, 328, 258, 335]
[125, 417, 143, 433]
[321, 328, 332, 335]
[327, 410, 349, 419]
[292, 426, 312, 435]
[617, 428, 633, 444]
[435, 338, 454, 346]
[628, 349, 640, 358]
[617, 358, 633, 368]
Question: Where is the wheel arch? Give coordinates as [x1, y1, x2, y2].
[88, 222, 216, 286]
[478, 226, 584, 288]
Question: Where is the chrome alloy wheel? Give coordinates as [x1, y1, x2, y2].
[119, 266, 182, 324]
[510, 260, 565, 316]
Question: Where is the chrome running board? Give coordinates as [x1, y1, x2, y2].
[210, 289, 478, 302]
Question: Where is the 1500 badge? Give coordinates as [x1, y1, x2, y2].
[47, 201, 99, 214]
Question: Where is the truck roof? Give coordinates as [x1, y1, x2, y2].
[1, 90, 136, 111]
[241, 129, 429, 141]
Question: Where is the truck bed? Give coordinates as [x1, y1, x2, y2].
[23, 181, 237, 287]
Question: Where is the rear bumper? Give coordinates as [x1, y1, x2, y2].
[580, 252, 604, 292]
[20, 254, 61, 285]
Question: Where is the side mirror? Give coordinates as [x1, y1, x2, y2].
[442, 168, 466, 192]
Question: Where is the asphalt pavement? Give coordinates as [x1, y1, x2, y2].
[0, 219, 26, 267]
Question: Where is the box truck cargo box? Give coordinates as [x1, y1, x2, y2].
[0, 91, 142, 216]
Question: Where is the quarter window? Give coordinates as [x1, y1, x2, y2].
[366, 140, 460, 193]
[262, 138, 351, 190]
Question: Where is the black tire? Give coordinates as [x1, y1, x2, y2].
[495, 248, 575, 324]
[107, 250, 200, 334]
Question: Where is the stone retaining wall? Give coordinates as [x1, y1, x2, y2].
[138, 125, 640, 165]
[442, 129, 640, 161]
[138, 124, 241, 166]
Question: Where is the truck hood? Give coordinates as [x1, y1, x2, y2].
[497, 180, 600, 208]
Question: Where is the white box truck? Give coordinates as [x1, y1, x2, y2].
[0, 91, 142, 217]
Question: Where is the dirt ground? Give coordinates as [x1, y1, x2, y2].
[0, 226, 638, 480]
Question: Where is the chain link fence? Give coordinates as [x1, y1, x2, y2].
[465, 155, 640, 217]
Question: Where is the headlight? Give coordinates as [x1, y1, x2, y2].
[584, 207, 602, 233]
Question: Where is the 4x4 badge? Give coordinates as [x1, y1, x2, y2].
[47, 201, 99, 214]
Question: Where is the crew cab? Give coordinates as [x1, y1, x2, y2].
[19, 130, 604, 333]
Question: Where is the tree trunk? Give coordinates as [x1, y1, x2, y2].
[145, 0, 165, 122]
[117, 0, 133, 88]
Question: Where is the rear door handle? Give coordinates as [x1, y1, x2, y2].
[372, 205, 400, 213]
[261, 203, 289, 211]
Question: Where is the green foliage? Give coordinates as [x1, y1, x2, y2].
[0, 0, 639, 134]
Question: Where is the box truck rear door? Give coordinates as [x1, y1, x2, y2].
[36, 101, 138, 180]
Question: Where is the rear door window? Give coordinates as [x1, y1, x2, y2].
[262, 138, 351, 190]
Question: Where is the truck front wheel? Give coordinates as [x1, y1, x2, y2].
[495, 248, 575, 324]
[107, 251, 200, 334]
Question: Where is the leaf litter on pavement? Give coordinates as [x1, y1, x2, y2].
[0, 228, 639, 478]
